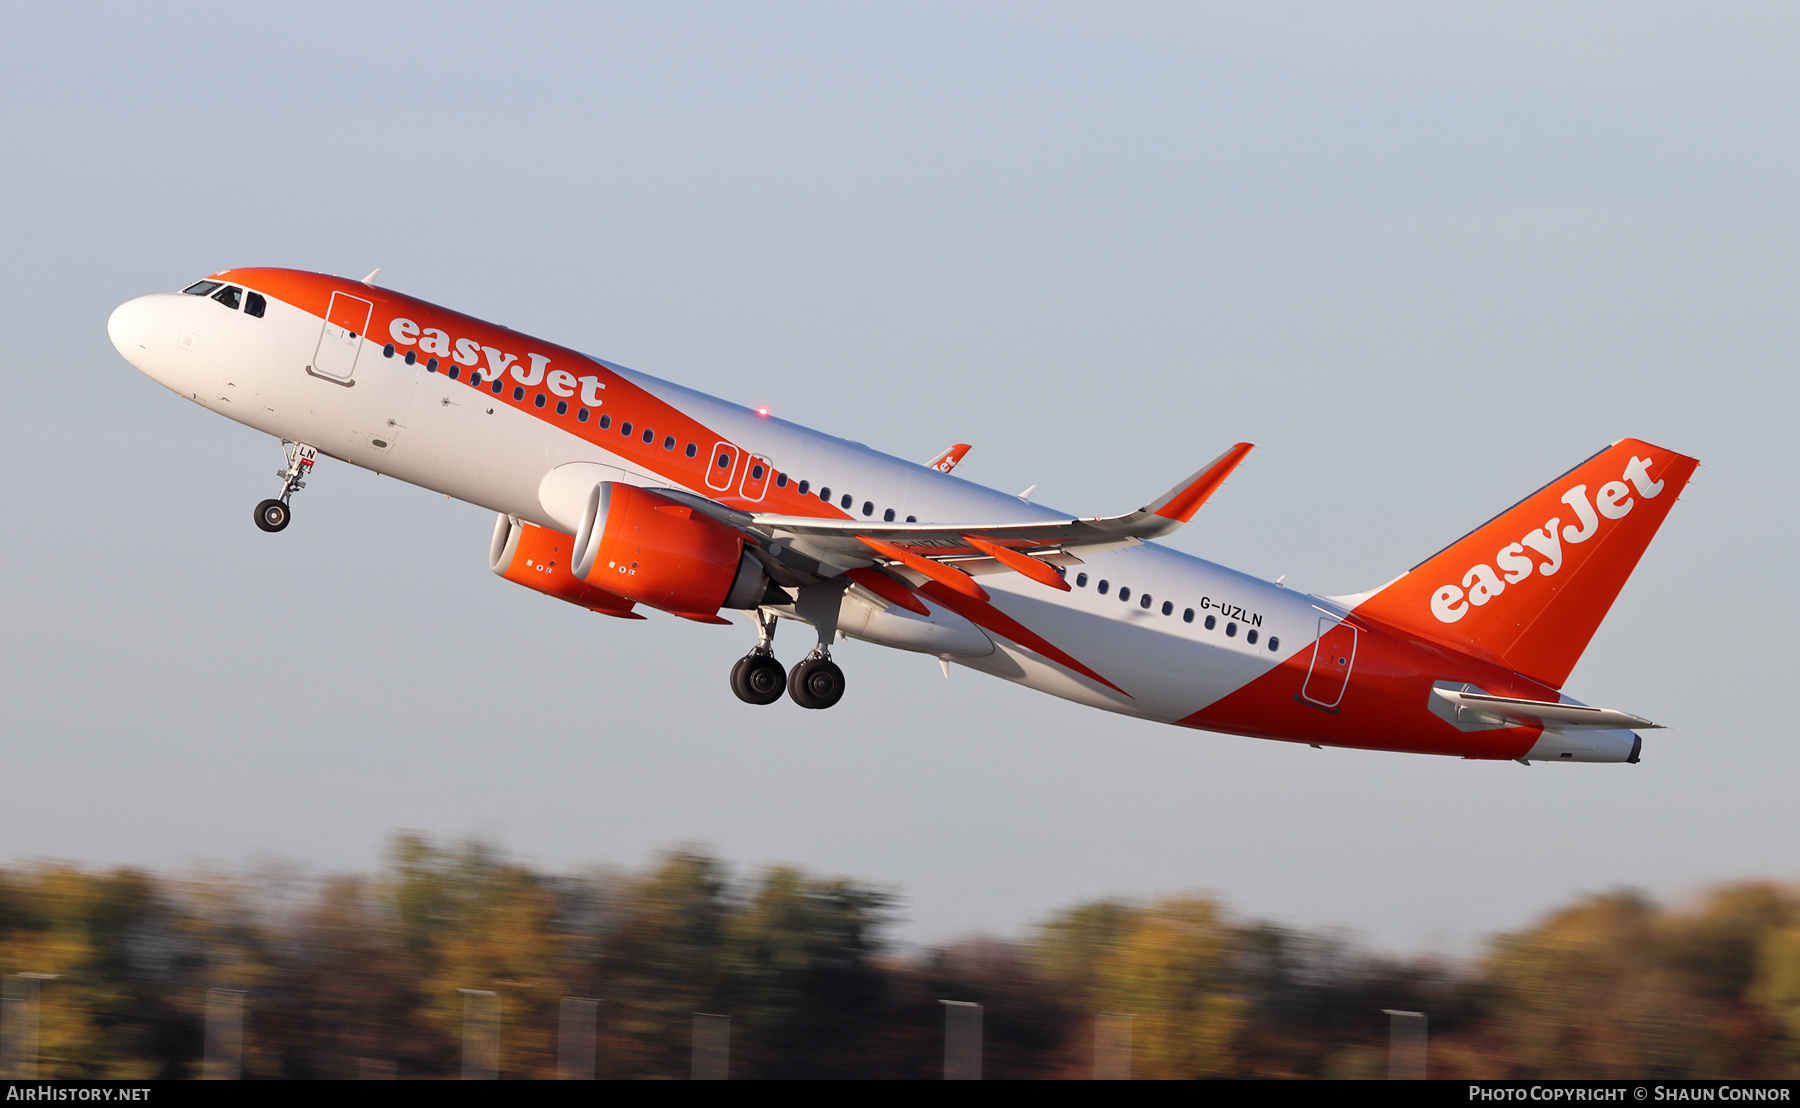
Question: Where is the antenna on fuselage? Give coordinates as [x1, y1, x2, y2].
[361, 268, 382, 288]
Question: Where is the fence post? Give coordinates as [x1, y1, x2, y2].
[1094, 1012, 1133, 1080]
[1, 974, 58, 1080]
[459, 989, 500, 1079]
[939, 1000, 982, 1080]
[691, 1013, 730, 1080]
[1382, 1009, 1427, 1080]
[559, 997, 599, 1080]
[203, 988, 245, 1079]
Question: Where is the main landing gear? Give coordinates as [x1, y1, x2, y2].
[255, 441, 315, 533]
[730, 609, 846, 709]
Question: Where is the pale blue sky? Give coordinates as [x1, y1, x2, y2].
[1, 2, 1794, 953]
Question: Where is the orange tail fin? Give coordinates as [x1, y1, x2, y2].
[1351, 439, 1697, 688]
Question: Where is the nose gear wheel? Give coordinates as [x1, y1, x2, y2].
[256, 441, 315, 533]
[254, 499, 291, 532]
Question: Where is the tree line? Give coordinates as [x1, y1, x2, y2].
[1, 836, 1796, 1078]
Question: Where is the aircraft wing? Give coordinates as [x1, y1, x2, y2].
[663, 443, 1252, 595]
[1431, 688, 1659, 731]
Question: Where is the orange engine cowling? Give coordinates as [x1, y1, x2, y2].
[489, 514, 645, 619]
[571, 482, 771, 621]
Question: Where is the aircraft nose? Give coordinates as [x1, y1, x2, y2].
[107, 296, 158, 363]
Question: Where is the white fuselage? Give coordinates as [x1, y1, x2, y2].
[107, 282, 1314, 724]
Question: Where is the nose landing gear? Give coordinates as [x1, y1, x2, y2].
[255, 441, 315, 533]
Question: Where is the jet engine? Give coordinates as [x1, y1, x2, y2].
[490, 514, 645, 618]
[569, 482, 774, 621]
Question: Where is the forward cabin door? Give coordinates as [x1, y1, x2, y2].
[1301, 617, 1358, 709]
[310, 291, 374, 383]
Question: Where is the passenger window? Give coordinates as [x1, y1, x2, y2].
[643, 428, 655, 443]
[535, 394, 547, 408]
[883, 508, 895, 522]
[841, 494, 853, 509]
[513, 386, 525, 401]
[1226, 621, 1237, 637]
[1097, 580, 1109, 595]
[427, 358, 439, 372]
[862, 501, 873, 516]
[752, 464, 766, 480]
[556, 400, 568, 415]
[820, 487, 831, 501]
[666, 436, 678, 451]
[491, 379, 504, 394]
[906, 515, 916, 523]
[383, 343, 395, 358]
[1204, 614, 1216, 630]
[1161, 601, 1173, 616]
[244, 291, 266, 317]
[183, 280, 222, 296]
[1183, 608, 1194, 623]
[621, 421, 633, 436]
[776, 474, 788, 488]
[686, 443, 698, 458]
[798, 480, 810, 495]
[578, 408, 589, 422]
[470, 372, 482, 385]
[1076, 573, 1088, 588]
[1119, 587, 1131, 602]
[717, 451, 731, 468]
[599, 414, 612, 429]
[1268, 636, 1280, 651]
[1140, 594, 1152, 609]
[405, 350, 417, 365]
[211, 285, 243, 310]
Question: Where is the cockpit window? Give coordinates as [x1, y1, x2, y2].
[211, 285, 243, 310]
[244, 291, 266, 318]
[183, 280, 222, 296]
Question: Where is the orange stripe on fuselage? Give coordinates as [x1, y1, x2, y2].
[214, 267, 854, 522]
[1176, 621, 1556, 758]
[918, 581, 1131, 697]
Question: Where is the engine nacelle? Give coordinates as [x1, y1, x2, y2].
[489, 514, 644, 619]
[570, 482, 771, 620]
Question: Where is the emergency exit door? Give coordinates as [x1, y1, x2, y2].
[1301, 617, 1358, 709]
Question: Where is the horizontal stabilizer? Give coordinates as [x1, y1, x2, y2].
[1432, 688, 1658, 731]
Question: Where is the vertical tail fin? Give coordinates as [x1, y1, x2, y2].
[1350, 439, 1698, 688]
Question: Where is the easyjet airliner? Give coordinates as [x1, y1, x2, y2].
[108, 269, 1696, 763]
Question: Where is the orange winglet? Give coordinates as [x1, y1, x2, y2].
[857, 537, 990, 601]
[846, 567, 931, 615]
[927, 443, 972, 473]
[961, 535, 1071, 591]
[1154, 442, 1254, 522]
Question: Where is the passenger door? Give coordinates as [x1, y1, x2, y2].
[310, 291, 373, 383]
